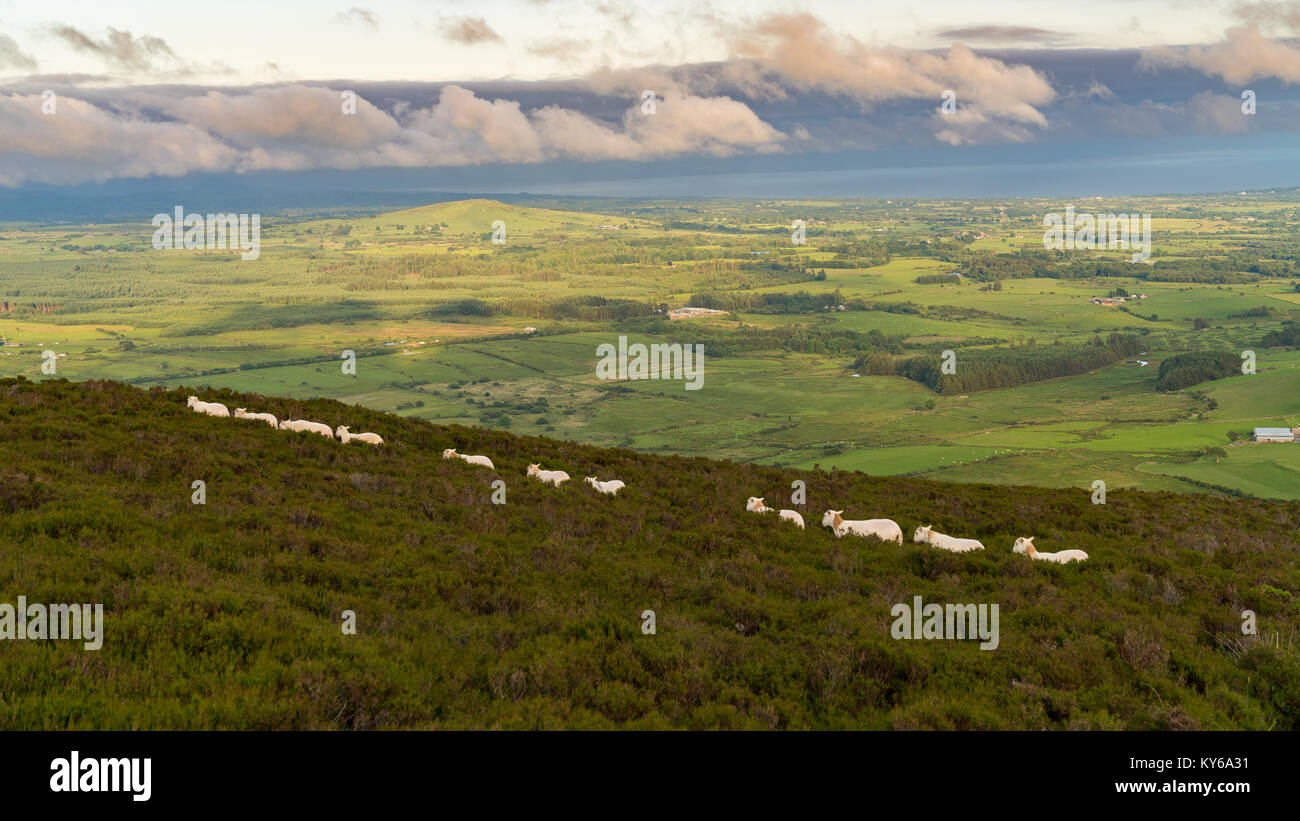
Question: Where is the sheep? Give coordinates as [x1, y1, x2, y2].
[233, 408, 278, 428]
[913, 525, 985, 553]
[443, 448, 495, 469]
[821, 510, 903, 543]
[1014, 536, 1088, 564]
[746, 496, 773, 513]
[336, 426, 384, 445]
[585, 477, 625, 495]
[187, 396, 230, 417]
[778, 510, 805, 528]
[279, 419, 335, 439]
[527, 463, 570, 486]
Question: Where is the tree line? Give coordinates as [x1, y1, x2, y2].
[1155, 352, 1241, 392]
[860, 333, 1143, 394]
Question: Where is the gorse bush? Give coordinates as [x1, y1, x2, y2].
[1, 377, 1297, 729]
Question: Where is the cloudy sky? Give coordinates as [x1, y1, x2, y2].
[1, 0, 1299, 198]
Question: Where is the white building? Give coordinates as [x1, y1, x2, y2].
[668, 307, 727, 320]
[1254, 427, 1296, 443]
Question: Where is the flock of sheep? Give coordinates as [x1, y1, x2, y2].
[189, 396, 626, 492]
[443, 448, 627, 495]
[747, 497, 1089, 564]
[190, 395, 1087, 563]
[187, 396, 384, 444]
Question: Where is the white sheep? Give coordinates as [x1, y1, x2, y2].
[233, 408, 278, 428]
[187, 396, 230, 417]
[822, 510, 903, 543]
[527, 463, 570, 486]
[443, 448, 495, 469]
[913, 525, 985, 552]
[279, 419, 335, 439]
[746, 496, 773, 513]
[336, 426, 384, 445]
[585, 477, 625, 495]
[778, 510, 805, 528]
[1014, 536, 1088, 564]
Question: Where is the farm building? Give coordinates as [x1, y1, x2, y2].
[668, 307, 727, 320]
[1254, 427, 1296, 443]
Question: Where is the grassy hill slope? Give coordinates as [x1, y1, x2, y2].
[304, 198, 647, 238]
[2, 377, 1298, 729]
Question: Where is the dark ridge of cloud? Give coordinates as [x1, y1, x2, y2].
[934, 25, 1074, 45]
[334, 7, 379, 30]
[0, 72, 110, 90]
[0, 34, 37, 71]
[442, 17, 503, 46]
[49, 25, 179, 72]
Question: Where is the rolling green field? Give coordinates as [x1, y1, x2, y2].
[4, 193, 1300, 499]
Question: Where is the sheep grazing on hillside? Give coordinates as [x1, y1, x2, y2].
[443, 449, 495, 469]
[746, 496, 773, 513]
[913, 525, 985, 553]
[336, 426, 384, 445]
[778, 510, 805, 528]
[1014, 536, 1088, 564]
[279, 419, 335, 439]
[527, 463, 570, 486]
[187, 396, 230, 418]
[233, 408, 278, 428]
[585, 477, 625, 495]
[822, 510, 903, 543]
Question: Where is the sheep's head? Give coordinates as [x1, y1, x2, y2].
[1012, 536, 1033, 554]
[585, 476, 597, 483]
[914, 525, 931, 543]
[527, 463, 540, 474]
[821, 510, 842, 528]
[442, 448, 458, 458]
[234, 408, 246, 415]
[187, 396, 198, 407]
[336, 426, 349, 436]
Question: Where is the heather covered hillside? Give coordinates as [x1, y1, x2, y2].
[1, 377, 1297, 729]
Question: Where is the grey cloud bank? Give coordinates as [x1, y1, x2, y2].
[0, 15, 1296, 189]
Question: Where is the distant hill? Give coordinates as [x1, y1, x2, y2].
[2, 377, 1298, 729]
[313, 198, 650, 238]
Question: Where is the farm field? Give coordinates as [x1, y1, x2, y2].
[3, 192, 1300, 500]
